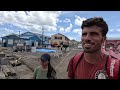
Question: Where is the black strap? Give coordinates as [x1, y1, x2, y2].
[118, 61, 120, 79]
[105, 54, 109, 71]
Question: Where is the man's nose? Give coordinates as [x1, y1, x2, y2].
[85, 34, 91, 39]
[85, 34, 91, 42]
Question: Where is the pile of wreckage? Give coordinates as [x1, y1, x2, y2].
[0, 51, 22, 79]
[13, 43, 31, 52]
[0, 47, 33, 79]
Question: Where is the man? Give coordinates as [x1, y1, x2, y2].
[67, 17, 120, 79]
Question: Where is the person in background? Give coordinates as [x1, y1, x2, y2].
[60, 41, 63, 51]
[33, 53, 56, 79]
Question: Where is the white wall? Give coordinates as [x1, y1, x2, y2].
[8, 39, 13, 44]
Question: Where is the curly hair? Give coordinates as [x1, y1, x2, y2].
[81, 17, 108, 37]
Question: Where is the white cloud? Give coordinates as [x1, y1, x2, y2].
[0, 28, 17, 38]
[0, 11, 61, 33]
[0, 27, 14, 34]
[1, 34, 6, 37]
[44, 25, 57, 32]
[63, 18, 71, 23]
[58, 20, 62, 23]
[65, 24, 73, 32]
[28, 11, 61, 26]
[59, 27, 65, 32]
[59, 23, 73, 33]
[4, 28, 14, 33]
[116, 29, 120, 32]
[75, 15, 86, 26]
[73, 28, 82, 35]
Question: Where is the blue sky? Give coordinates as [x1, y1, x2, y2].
[0, 11, 120, 41]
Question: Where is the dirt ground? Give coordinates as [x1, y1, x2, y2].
[0, 46, 82, 79]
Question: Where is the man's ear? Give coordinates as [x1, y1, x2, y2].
[102, 36, 106, 43]
[104, 36, 106, 41]
[101, 36, 106, 47]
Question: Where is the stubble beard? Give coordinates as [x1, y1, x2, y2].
[83, 45, 102, 53]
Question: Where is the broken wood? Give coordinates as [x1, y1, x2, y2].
[2, 69, 8, 77]
[0, 53, 5, 58]
[1, 65, 11, 76]
[9, 60, 21, 67]
[7, 66, 16, 76]
[0, 70, 6, 79]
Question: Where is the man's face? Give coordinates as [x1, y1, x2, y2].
[81, 26, 105, 53]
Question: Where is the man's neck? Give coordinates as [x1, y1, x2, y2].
[84, 51, 104, 64]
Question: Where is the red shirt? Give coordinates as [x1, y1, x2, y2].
[68, 54, 108, 79]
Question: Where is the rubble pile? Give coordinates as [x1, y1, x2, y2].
[0, 53, 22, 79]
[0, 51, 33, 79]
[0, 47, 8, 52]
[0, 47, 12, 54]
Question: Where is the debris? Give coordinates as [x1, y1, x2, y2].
[0, 52, 5, 58]
[9, 60, 21, 67]
[0, 70, 6, 79]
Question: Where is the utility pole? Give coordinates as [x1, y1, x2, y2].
[41, 26, 44, 47]
[19, 31, 20, 42]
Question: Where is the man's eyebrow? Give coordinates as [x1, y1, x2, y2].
[90, 32, 98, 33]
[82, 31, 98, 33]
[82, 32, 99, 35]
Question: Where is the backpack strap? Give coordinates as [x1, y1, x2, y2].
[118, 60, 120, 79]
[72, 52, 84, 77]
[106, 55, 120, 79]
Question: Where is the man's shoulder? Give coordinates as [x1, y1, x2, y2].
[74, 52, 84, 57]
[69, 52, 84, 65]
[73, 52, 84, 59]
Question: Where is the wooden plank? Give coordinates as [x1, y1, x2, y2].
[9, 60, 14, 64]
[9, 60, 21, 67]
[1, 65, 11, 76]
[0, 71, 6, 79]
[0, 53, 5, 58]
[2, 69, 8, 77]
[14, 60, 21, 66]
[7, 66, 16, 76]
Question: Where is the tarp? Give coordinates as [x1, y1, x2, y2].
[36, 49, 56, 53]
